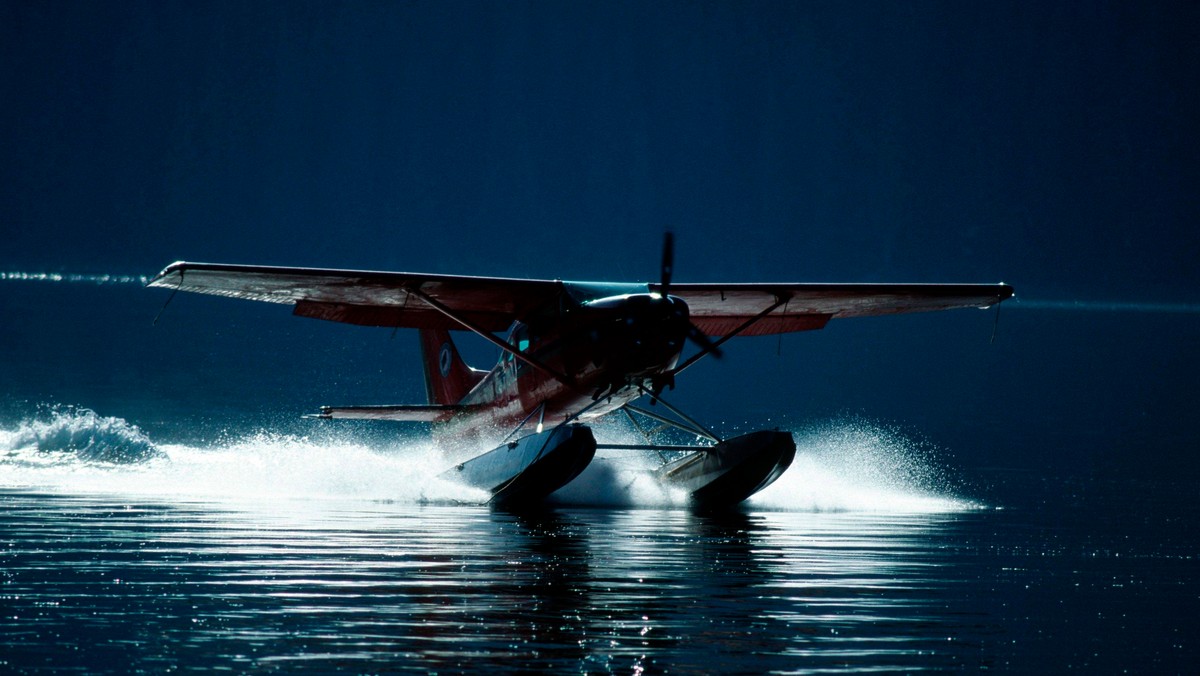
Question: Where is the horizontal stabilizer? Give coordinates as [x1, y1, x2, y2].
[315, 404, 467, 422]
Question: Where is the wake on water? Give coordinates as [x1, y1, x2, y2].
[0, 407, 481, 505]
[0, 407, 975, 513]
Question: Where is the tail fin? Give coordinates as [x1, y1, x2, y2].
[419, 329, 486, 405]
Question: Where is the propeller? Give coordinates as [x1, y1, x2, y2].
[686, 322, 722, 360]
[658, 231, 722, 361]
[660, 231, 674, 296]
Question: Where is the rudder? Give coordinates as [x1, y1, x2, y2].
[419, 329, 485, 405]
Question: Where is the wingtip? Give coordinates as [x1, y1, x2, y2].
[982, 283, 1015, 308]
[146, 261, 188, 288]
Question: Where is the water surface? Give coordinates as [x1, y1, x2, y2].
[2, 413, 1195, 673]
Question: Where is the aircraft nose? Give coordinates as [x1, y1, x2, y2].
[622, 294, 690, 363]
[584, 292, 691, 373]
[661, 295, 690, 343]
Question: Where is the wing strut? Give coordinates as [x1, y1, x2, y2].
[405, 286, 574, 387]
[630, 384, 722, 443]
[670, 294, 795, 376]
[151, 269, 183, 326]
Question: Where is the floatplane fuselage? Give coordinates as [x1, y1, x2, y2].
[149, 235, 1012, 509]
[427, 292, 690, 441]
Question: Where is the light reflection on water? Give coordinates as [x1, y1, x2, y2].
[1, 492, 985, 673]
[2, 409, 1197, 672]
[2, 485, 1198, 673]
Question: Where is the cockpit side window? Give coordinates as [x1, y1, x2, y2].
[502, 323, 530, 363]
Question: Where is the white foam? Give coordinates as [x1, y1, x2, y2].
[1, 409, 975, 513]
[751, 417, 977, 513]
[0, 409, 484, 505]
[0, 407, 160, 463]
[549, 455, 687, 508]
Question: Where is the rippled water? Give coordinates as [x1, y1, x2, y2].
[2, 412, 1196, 673]
[0, 493, 992, 673]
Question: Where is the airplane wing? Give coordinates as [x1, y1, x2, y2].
[148, 262, 565, 331]
[149, 262, 1012, 337]
[650, 283, 1014, 336]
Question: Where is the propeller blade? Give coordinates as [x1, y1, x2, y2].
[660, 231, 674, 296]
[687, 323, 723, 360]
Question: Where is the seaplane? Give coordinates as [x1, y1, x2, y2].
[148, 235, 1012, 509]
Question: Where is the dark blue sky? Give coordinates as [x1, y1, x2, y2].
[2, 1, 1198, 484]
[3, 1, 1196, 301]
